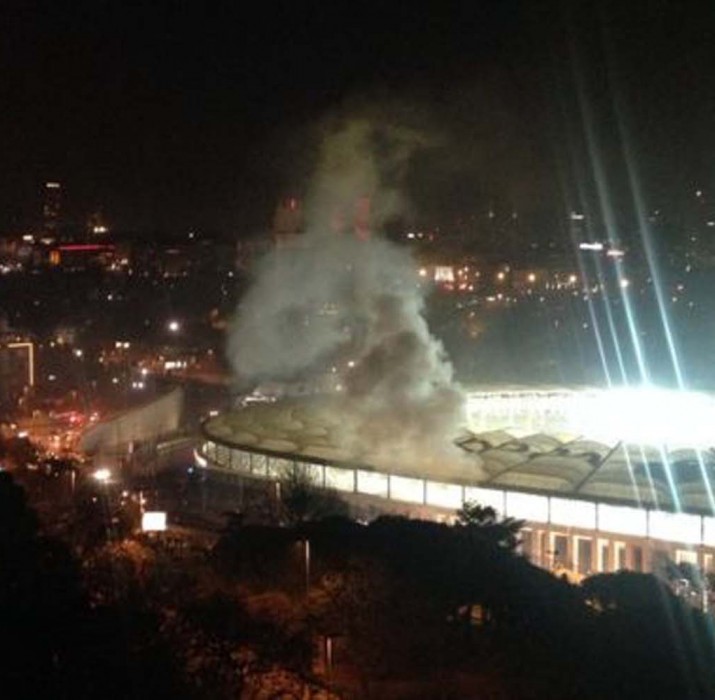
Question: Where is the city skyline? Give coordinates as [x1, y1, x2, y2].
[2, 0, 714, 236]
[4, 4, 715, 697]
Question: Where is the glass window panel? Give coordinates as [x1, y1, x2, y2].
[216, 444, 229, 466]
[252, 453, 268, 474]
[236, 450, 251, 471]
[598, 504, 648, 537]
[267, 457, 293, 478]
[463, 487, 504, 517]
[505, 491, 549, 523]
[703, 517, 715, 547]
[425, 481, 463, 509]
[649, 511, 702, 545]
[325, 466, 355, 492]
[390, 475, 424, 504]
[304, 463, 323, 485]
[550, 498, 596, 529]
[356, 470, 388, 497]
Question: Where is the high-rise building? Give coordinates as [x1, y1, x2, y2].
[272, 195, 371, 245]
[568, 211, 587, 243]
[354, 196, 371, 241]
[272, 197, 304, 248]
[42, 181, 62, 236]
[0, 334, 34, 409]
[87, 209, 109, 236]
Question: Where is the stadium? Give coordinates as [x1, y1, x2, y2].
[198, 386, 715, 580]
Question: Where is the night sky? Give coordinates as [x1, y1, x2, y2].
[1, 0, 714, 237]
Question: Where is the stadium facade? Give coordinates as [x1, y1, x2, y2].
[80, 388, 184, 463]
[198, 388, 715, 579]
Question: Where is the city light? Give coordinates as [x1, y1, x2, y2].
[193, 448, 208, 468]
[92, 468, 111, 483]
[167, 320, 180, 333]
[141, 511, 167, 532]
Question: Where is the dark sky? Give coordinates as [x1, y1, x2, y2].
[1, 0, 714, 237]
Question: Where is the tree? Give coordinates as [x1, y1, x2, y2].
[0, 435, 39, 470]
[279, 463, 348, 526]
[0, 472, 88, 697]
[308, 557, 448, 689]
[455, 499, 523, 550]
[581, 571, 715, 698]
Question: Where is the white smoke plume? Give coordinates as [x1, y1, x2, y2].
[228, 114, 473, 471]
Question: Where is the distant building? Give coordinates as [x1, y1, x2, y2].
[49, 242, 116, 271]
[353, 196, 371, 240]
[329, 195, 372, 239]
[0, 333, 34, 409]
[42, 182, 62, 236]
[568, 211, 587, 243]
[272, 197, 304, 248]
[272, 195, 372, 245]
[86, 209, 109, 237]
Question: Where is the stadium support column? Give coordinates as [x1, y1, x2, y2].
[532, 529, 546, 568]
[641, 539, 653, 573]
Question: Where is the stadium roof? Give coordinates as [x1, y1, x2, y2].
[202, 393, 715, 515]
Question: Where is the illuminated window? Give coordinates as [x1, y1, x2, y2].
[267, 457, 293, 478]
[649, 511, 702, 545]
[550, 498, 596, 530]
[675, 548, 698, 565]
[464, 486, 504, 516]
[505, 491, 548, 523]
[325, 466, 355, 492]
[598, 503, 647, 537]
[614, 542, 627, 570]
[390, 475, 424, 504]
[425, 481, 463, 509]
[702, 517, 715, 546]
[356, 470, 388, 497]
[632, 546, 643, 572]
[598, 539, 610, 572]
[252, 453, 268, 474]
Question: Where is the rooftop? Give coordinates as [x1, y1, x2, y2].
[202, 389, 715, 515]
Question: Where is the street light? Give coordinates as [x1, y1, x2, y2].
[92, 467, 115, 541]
[303, 538, 311, 596]
[167, 320, 180, 333]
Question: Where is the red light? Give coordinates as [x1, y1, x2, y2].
[57, 244, 115, 252]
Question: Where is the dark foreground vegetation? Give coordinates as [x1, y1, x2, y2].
[1, 464, 715, 699]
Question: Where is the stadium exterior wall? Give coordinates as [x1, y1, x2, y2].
[197, 433, 715, 581]
[79, 388, 184, 454]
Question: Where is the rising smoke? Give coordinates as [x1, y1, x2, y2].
[228, 114, 471, 470]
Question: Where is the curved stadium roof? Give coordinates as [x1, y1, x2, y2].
[202, 390, 715, 515]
